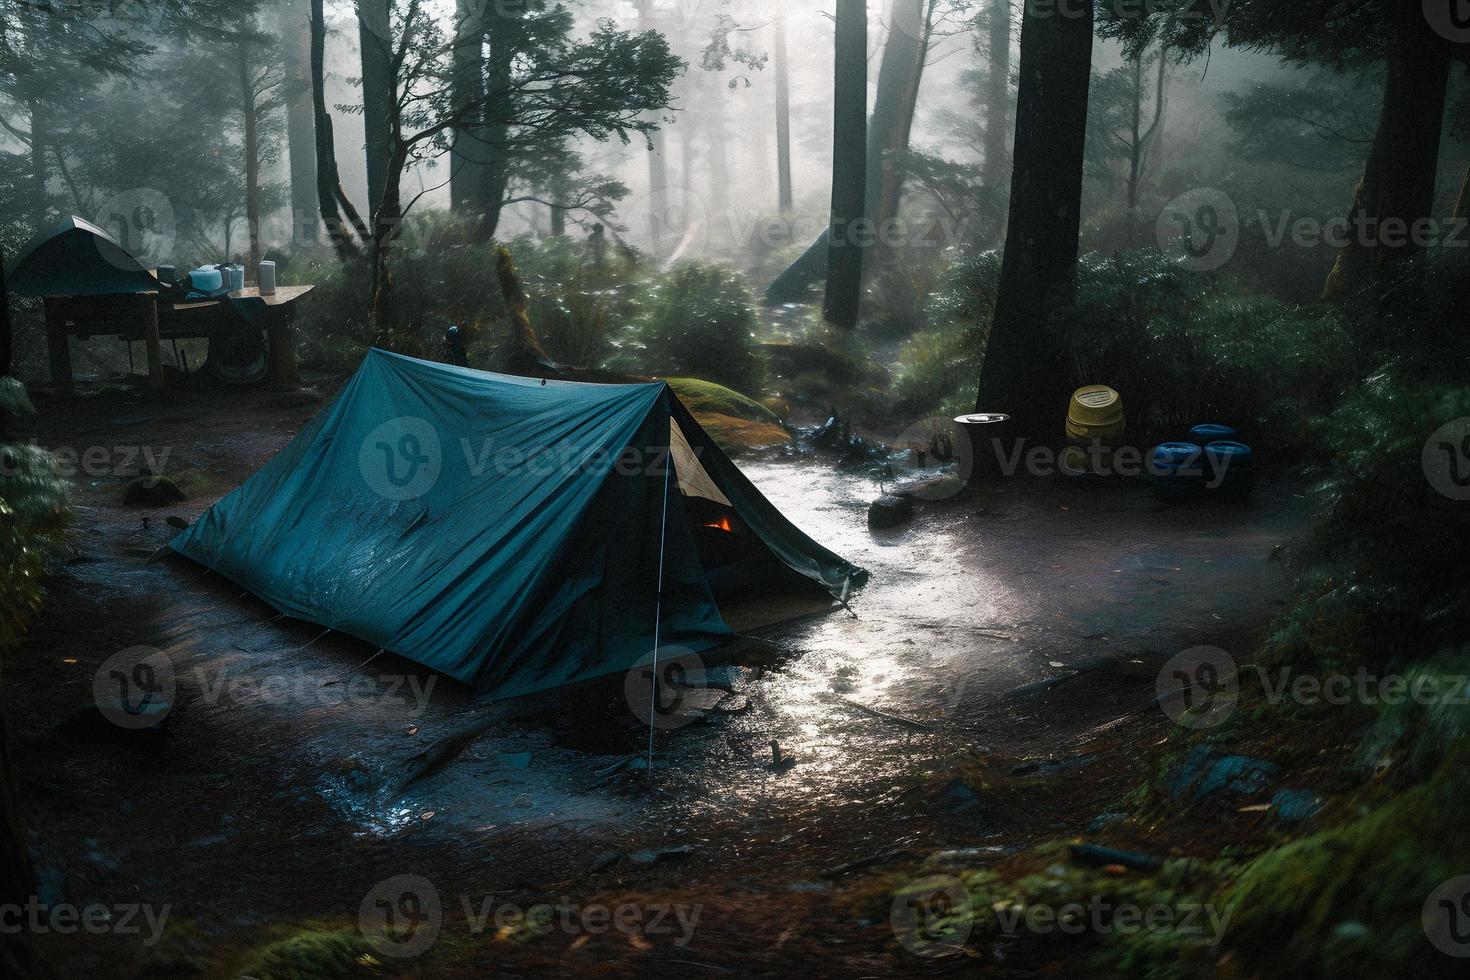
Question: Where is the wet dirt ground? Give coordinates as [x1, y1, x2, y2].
[7, 378, 1310, 976]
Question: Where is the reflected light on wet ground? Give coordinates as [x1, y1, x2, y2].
[161, 455, 1304, 845]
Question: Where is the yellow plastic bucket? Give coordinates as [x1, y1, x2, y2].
[1066, 385, 1124, 443]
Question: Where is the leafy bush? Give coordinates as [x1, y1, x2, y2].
[1061, 251, 1353, 445]
[1259, 372, 1470, 675]
[289, 225, 650, 375]
[899, 248, 1354, 445]
[892, 249, 999, 418]
[626, 262, 764, 392]
[864, 242, 951, 339]
[507, 235, 644, 368]
[0, 381, 70, 650]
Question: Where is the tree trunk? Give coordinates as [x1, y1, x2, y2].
[774, 0, 793, 212]
[638, 1, 668, 258]
[972, 0, 1092, 439]
[370, 142, 410, 347]
[1322, 44, 1451, 300]
[496, 246, 556, 375]
[310, 0, 363, 259]
[823, 0, 867, 329]
[472, 4, 516, 242]
[1125, 45, 1167, 243]
[1146, 47, 1168, 184]
[279, 0, 320, 248]
[28, 99, 47, 230]
[980, 0, 1011, 190]
[767, 0, 924, 303]
[451, 0, 486, 214]
[867, 0, 929, 267]
[357, 0, 395, 216]
[0, 247, 11, 377]
[238, 37, 263, 272]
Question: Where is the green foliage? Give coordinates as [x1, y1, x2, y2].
[892, 324, 985, 420]
[290, 259, 374, 374]
[0, 440, 70, 651]
[894, 856, 1232, 975]
[1261, 371, 1470, 674]
[865, 242, 953, 339]
[233, 926, 382, 980]
[509, 235, 644, 368]
[0, 377, 33, 420]
[900, 249, 1353, 439]
[1218, 748, 1470, 979]
[627, 262, 763, 392]
[1062, 251, 1354, 444]
[664, 377, 778, 424]
[291, 227, 651, 374]
[892, 248, 998, 418]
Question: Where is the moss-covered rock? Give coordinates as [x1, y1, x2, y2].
[661, 377, 789, 452]
[1217, 753, 1470, 978]
[664, 377, 779, 424]
[694, 413, 791, 453]
[233, 926, 384, 980]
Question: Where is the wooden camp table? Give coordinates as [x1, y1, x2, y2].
[44, 283, 314, 392]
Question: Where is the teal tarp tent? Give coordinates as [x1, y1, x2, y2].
[172, 349, 866, 698]
[5, 216, 159, 297]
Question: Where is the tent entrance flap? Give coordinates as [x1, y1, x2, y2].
[668, 416, 840, 608]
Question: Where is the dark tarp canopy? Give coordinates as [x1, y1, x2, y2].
[4, 216, 159, 297]
[172, 350, 867, 698]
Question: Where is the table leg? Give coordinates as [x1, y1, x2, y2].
[141, 296, 163, 387]
[44, 298, 72, 394]
[268, 310, 300, 386]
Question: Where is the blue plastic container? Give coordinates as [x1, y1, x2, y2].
[188, 267, 223, 294]
[1203, 440, 1255, 495]
[1150, 442, 1205, 498]
[1190, 423, 1238, 443]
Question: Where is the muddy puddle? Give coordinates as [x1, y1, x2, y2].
[243, 455, 1310, 853]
